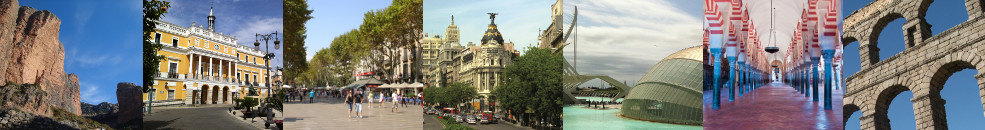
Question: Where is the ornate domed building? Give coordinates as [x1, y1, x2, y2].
[620, 45, 703, 125]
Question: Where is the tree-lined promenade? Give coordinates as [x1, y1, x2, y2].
[290, 0, 423, 88]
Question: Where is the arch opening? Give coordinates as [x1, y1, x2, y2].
[930, 60, 985, 128]
[842, 39, 862, 83]
[871, 14, 906, 63]
[924, 0, 969, 37]
[201, 85, 209, 105]
[212, 86, 219, 104]
[875, 85, 915, 129]
[844, 104, 862, 130]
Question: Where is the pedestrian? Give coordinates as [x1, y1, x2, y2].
[309, 90, 315, 103]
[378, 91, 384, 108]
[401, 91, 407, 108]
[368, 91, 374, 108]
[346, 90, 353, 118]
[391, 91, 399, 112]
[355, 89, 365, 118]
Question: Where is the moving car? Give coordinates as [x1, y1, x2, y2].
[466, 115, 478, 124]
[479, 115, 490, 124]
[455, 114, 465, 123]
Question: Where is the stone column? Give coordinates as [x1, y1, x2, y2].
[858, 40, 877, 69]
[728, 57, 736, 102]
[811, 59, 820, 102]
[737, 61, 745, 97]
[901, 18, 930, 48]
[711, 48, 722, 109]
[976, 73, 985, 120]
[205, 86, 212, 104]
[823, 50, 834, 109]
[858, 112, 887, 130]
[805, 65, 811, 98]
[910, 89, 947, 130]
[185, 88, 193, 105]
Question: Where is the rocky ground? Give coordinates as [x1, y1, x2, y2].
[0, 83, 111, 129]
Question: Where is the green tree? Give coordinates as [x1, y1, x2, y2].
[284, 0, 313, 86]
[423, 85, 443, 108]
[422, 82, 476, 110]
[359, 0, 422, 83]
[143, 0, 169, 92]
[493, 47, 563, 127]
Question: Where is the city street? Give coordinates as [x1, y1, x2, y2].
[284, 96, 423, 129]
[144, 104, 264, 130]
[423, 114, 442, 130]
[423, 114, 530, 130]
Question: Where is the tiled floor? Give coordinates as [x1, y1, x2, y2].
[703, 82, 843, 130]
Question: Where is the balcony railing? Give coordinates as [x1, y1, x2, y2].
[167, 72, 179, 79]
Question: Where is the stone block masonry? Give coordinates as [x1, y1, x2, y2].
[843, 0, 985, 129]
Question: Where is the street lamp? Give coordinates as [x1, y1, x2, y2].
[255, 31, 280, 128]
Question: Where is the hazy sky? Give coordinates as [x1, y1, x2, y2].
[562, 0, 703, 87]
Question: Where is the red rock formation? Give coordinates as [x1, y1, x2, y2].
[116, 82, 142, 126]
[0, 0, 81, 116]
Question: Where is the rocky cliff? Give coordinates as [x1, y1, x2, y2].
[0, 0, 81, 116]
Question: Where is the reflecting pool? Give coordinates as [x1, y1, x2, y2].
[563, 106, 702, 130]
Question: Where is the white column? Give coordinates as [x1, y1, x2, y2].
[208, 57, 213, 80]
[188, 54, 195, 79]
[219, 59, 224, 82]
[228, 60, 233, 83]
[197, 55, 203, 79]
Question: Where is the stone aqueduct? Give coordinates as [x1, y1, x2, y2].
[843, 0, 985, 129]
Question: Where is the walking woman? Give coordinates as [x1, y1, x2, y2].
[346, 90, 353, 118]
[378, 91, 384, 108]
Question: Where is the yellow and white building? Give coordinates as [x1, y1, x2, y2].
[144, 7, 276, 105]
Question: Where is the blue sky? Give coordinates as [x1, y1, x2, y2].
[844, 0, 984, 129]
[20, 1, 143, 104]
[303, 0, 393, 61]
[561, 0, 702, 87]
[161, 0, 283, 67]
[425, 0, 553, 55]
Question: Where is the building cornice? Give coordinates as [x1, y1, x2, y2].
[154, 20, 238, 49]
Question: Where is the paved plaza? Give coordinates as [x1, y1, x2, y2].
[703, 82, 842, 129]
[144, 104, 282, 130]
[284, 96, 423, 129]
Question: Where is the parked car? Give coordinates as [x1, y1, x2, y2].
[466, 115, 478, 124]
[426, 109, 436, 115]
